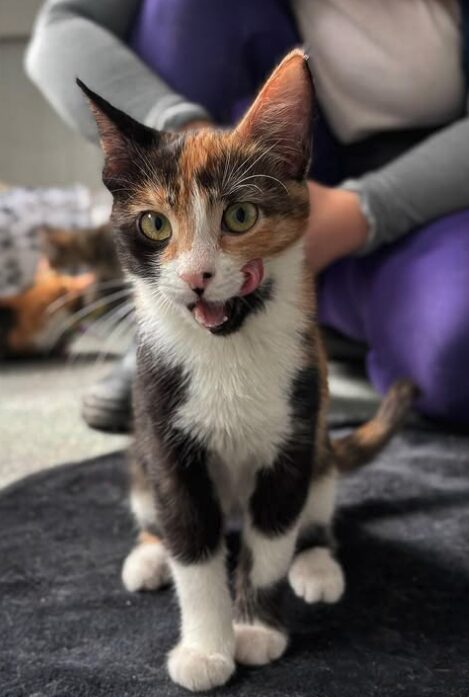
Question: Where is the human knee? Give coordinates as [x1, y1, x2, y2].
[416, 336, 469, 425]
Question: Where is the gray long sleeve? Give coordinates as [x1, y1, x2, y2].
[25, 0, 210, 143]
[342, 114, 469, 253]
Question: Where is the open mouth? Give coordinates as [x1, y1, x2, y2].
[189, 258, 266, 335]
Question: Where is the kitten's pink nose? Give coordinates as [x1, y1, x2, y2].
[179, 270, 214, 295]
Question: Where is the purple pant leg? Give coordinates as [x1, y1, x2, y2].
[318, 211, 469, 424]
[130, 0, 299, 125]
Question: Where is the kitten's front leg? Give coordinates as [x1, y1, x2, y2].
[169, 548, 235, 691]
[234, 444, 312, 666]
[154, 432, 235, 692]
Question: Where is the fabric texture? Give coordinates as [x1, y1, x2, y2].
[1, 441, 468, 696]
[25, 0, 210, 139]
[292, 0, 464, 143]
[129, 0, 298, 126]
[318, 210, 469, 425]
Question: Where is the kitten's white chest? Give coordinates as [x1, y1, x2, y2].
[173, 298, 306, 475]
[176, 335, 297, 514]
[176, 344, 292, 466]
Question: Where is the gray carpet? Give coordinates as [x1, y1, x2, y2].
[1, 429, 469, 697]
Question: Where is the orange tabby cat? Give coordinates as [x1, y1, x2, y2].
[0, 260, 94, 356]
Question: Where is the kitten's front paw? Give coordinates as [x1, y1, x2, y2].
[167, 644, 235, 692]
[234, 623, 288, 666]
[121, 541, 171, 592]
[288, 547, 345, 604]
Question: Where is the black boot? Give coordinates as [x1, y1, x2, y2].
[82, 345, 135, 433]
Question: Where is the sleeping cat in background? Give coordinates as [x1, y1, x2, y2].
[79, 51, 415, 692]
[0, 260, 94, 357]
[39, 222, 122, 283]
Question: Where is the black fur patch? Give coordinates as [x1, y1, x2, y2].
[110, 135, 185, 281]
[133, 343, 223, 564]
[295, 523, 335, 555]
[211, 279, 274, 336]
[0, 306, 16, 357]
[249, 440, 312, 535]
[290, 364, 321, 424]
[249, 365, 320, 535]
[77, 78, 158, 151]
[235, 546, 285, 631]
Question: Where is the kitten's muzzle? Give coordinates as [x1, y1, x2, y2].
[179, 270, 214, 297]
[187, 258, 265, 333]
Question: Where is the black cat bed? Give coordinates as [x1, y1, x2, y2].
[1, 430, 469, 697]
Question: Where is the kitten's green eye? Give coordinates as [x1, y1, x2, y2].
[222, 202, 258, 233]
[138, 211, 172, 242]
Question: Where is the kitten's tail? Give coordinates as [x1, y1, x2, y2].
[331, 379, 418, 474]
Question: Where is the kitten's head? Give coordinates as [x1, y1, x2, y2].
[79, 50, 313, 335]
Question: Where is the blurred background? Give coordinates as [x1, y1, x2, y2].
[0, 0, 101, 187]
[6, 0, 468, 491]
[0, 0, 129, 488]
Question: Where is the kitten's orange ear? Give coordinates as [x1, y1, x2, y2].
[76, 79, 159, 190]
[235, 50, 314, 179]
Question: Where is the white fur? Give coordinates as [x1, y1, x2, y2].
[244, 521, 298, 588]
[288, 547, 345, 604]
[168, 645, 235, 692]
[129, 488, 157, 529]
[300, 470, 338, 529]
[168, 549, 235, 690]
[234, 622, 288, 666]
[121, 541, 171, 592]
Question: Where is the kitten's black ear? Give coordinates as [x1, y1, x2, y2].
[235, 50, 314, 179]
[76, 79, 159, 187]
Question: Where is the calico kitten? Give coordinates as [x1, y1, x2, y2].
[79, 51, 414, 692]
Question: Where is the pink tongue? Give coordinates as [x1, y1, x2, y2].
[194, 301, 227, 329]
[193, 259, 264, 330]
[240, 258, 264, 296]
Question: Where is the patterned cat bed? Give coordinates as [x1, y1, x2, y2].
[1, 434, 468, 697]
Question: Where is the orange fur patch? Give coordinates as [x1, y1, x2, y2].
[138, 531, 161, 546]
[0, 265, 94, 353]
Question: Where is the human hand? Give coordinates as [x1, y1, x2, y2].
[178, 119, 213, 132]
[305, 182, 369, 274]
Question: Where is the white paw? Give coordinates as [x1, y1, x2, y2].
[288, 547, 345, 604]
[234, 623, 288, 666]
[167, 644, 235, 692]
[121, 542, 171, 592]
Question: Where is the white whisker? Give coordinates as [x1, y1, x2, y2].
[46, 287, 133, 349]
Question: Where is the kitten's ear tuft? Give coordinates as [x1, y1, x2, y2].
[76, 79, 159, 188]
[235, 50, 314, 179]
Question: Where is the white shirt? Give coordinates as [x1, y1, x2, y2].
[292, 0, 466, 143]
